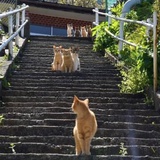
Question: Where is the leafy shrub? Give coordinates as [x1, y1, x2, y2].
[119, 67, 149, 93]
[92, 2, 124, 56]
[92, 22, 115, 56]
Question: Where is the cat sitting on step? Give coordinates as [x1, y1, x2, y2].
[71, 46, 81, 72]
[71, 95, 97, 155]
[61, 48, 74, 73]
[74, 27, 81, 37]
[86, 25, 92, 37]
[51, 45, 62, 71]
[67, 24, 74, 37]
[81, 26, 88, 37]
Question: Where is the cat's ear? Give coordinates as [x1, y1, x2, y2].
[84, 98, 89, 105]
[74, 95, 79, 102]
[53, 45, 55, 48]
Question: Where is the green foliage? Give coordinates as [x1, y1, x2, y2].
[92, 20, 120, 56]
[58, 0, 105, 8]
[92, 22, 113, 56]
[124, 10, 138, 34]
[92, 3, 125, 56]
[132, 0, 153, 20]
[119, 67, 149, 94]
[111, 2, 124, 16]
[119, 47, 152, 93]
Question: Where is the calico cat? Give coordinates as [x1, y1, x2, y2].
[71, 95, 97, 155]
[71, 46, 81, 71]
[67, 24, 74, 37]
[81, 26, 87, 37]
[61, 48, 74, 73]
[75, 27, 81, 37]
[51, 45, 62, 71]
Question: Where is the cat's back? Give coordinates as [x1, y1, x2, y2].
[76, 110, 97, 134]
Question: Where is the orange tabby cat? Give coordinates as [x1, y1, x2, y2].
[51, 45, 62, 71]
[71, 95, 97, 155]
[81, 26, 88, 37]
[61, 48, 74, 73]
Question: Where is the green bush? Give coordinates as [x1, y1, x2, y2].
[119, 67, 149, 93]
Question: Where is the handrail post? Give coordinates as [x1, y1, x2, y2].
[21, 4, 26, 37]
[15, 5, 20, 47]
[119, 13, 125, 52]
[153, 11, 157, 94]
[8, 7, 13, 60]
[95, 8, 99, 25]
[108, 10, 112, 26]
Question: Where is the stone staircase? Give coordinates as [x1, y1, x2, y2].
[0, 36, 160, 160]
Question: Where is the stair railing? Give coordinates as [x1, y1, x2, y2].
[93, 8, 158, 95]
[0, 3, 29, 60]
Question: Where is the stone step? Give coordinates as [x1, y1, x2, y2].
[8, 77, 121, 84]
[10, 70, 120, 77]
[3, 90, 140, 98]
[2, 96, 145, 104]
[0, 126, 160, 138]
[0, 142, 160, 156]
[6, 86, 120, 92]
[0, 153, 159, 160]
[1, 118, 160, 132]
[1, 135, 160, 146]
[1, 106, 157, 116]
[2, 112, 160, 124]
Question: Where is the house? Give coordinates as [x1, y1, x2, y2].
[18, 0, 106, 36]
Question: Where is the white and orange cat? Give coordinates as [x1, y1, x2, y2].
[71, 95, 97, 155]
[71, 46, 81, 72]
[51, 45, 62, 71]
[67, 24, 74, 37]
[81, 26, 88, 37]
[61, 48, 74, 73]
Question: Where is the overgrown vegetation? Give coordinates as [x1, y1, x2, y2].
[92, 0, 160, 93]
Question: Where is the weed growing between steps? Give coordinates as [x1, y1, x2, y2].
[9, 143, 16, 154]
[0, 114, 4, 124]
[119, 142, 128, 156]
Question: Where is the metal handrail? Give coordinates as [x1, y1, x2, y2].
[0, 3, 29, 60]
